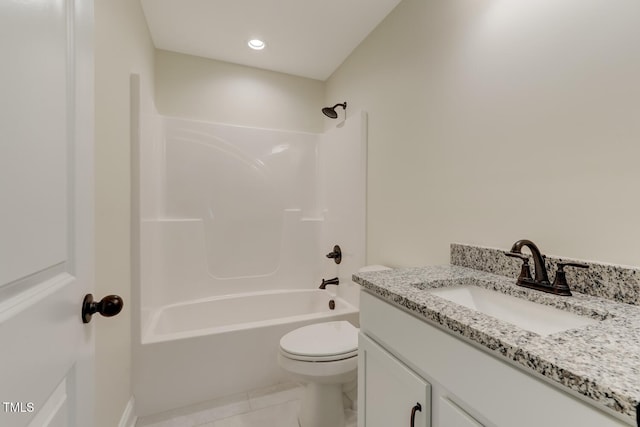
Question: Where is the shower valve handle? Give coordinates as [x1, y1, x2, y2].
[325, 245, 342, 264]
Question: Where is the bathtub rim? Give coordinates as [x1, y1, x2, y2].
[142, 288, 359, 345]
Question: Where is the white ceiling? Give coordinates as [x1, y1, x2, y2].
[140, 0, 402, 81]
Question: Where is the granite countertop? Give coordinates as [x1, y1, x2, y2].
[353, 264, 640, 425]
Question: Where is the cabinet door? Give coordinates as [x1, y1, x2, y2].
[439, 397, 484, 427]
[359, 333, 431, 427]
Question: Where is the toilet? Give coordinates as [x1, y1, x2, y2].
[278, 320, 358, 427]
[278, 265, 391, 427]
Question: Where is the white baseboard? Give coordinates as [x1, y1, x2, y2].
[118, 396, 137, 427]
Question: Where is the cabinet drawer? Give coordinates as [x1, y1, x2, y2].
[359, 333, 431, 427]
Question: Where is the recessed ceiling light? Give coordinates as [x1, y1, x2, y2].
[248, 39, 265, 50]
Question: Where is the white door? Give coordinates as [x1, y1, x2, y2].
[0, 0, 97, 426]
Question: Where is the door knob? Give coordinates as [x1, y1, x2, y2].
[82, 294, 123, 323]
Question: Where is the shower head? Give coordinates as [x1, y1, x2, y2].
[322, 102, 347, 119]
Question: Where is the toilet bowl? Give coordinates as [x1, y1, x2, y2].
[278, 320, 358, 427]
[278, 265, 391, 427]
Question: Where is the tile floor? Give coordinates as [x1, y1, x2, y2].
[135, 382, 357, 427]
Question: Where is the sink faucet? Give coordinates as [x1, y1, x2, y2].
[505, 239, 588, 296]
[508, 239, 550, 285]
[319, 277, 339, 289]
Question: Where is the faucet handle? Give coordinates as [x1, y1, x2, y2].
[505, 252, 532, 282]
[552, 261, 589, 296]
[557, 261, 589, 270]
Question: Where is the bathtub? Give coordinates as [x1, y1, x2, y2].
[134, 289, 359, 416]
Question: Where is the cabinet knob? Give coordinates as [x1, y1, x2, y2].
[410, 402, 422, 427]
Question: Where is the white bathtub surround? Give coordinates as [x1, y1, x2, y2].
[134, 109, 367, 415]
[140, 118, 321, 310]
[139, 114, 367, 309]
[135, 382, 357, 427]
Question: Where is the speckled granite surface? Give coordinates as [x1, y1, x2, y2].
[451, 243, 640, 305]
[353, 259, 640, 425]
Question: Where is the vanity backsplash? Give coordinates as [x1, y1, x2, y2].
[451, 243, 640, 305]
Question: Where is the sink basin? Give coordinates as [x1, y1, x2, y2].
[428, 285, 598, 336]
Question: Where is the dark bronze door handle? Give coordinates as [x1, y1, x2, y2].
[410, 402, 422, 427]
[82, 294, 123, 323]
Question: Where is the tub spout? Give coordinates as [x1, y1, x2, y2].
[319, 277, 339, 289]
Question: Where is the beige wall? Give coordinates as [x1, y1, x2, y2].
[155, 50, 325, 133]
[94, 0, 155, 425]
[327, 0, 640, 268]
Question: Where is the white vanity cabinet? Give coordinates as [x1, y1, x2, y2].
[358, 291, 632, 427]
[358, 333, 431, 427]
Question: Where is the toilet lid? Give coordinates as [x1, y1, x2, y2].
[280, 321, 358, 360]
